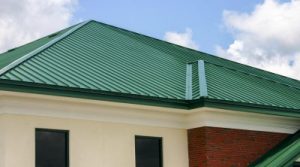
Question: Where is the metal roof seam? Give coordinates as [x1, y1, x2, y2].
[0, 20, 92, 76]
[205, 61, 300, 91]
[0, 20, 299, 110]
[92, 20, 300, 87]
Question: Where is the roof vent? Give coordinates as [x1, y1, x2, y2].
[48, 33, 59, 38]
[7, 48, 16, 52]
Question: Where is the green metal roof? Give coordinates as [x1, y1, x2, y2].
[250, 130, 300, 167]
[0, 23, 77, 70]
[0, 20, 299, 115]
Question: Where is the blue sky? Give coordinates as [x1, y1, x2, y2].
[73, 0, 263, 54]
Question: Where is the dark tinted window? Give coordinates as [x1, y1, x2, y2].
[36, 129, 69, 167]
[135, 136, 162, 167]
[294, 162, 300, 167]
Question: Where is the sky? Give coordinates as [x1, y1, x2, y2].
[0, 0, 299, 80]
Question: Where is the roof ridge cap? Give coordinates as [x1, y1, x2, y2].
[0, 20, 92, 76]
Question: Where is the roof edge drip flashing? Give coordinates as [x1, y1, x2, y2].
[0, 20, 92, 76]
[198, 60, 208, 97]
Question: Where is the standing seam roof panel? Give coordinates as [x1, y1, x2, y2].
[0, 20, 299, 111]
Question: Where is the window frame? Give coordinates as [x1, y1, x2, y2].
[35, 128, 69, 167]
[135, 135, 163, 167]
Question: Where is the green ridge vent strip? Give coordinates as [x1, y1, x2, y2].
[198, 60, 208, 97]
[185, 64, 193, 100]
[0, 20, 91, 75]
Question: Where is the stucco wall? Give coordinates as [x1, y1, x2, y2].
[0, 114, 189, 167]
[1, 91, 300, 167]
[0, 116, 4, 167]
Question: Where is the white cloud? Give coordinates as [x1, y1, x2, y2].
[164, 28, 199, 50]
[0, 0, 78, 53]
[217, 0, 300, 80]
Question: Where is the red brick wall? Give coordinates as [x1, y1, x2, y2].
[188, 127, 289, 167]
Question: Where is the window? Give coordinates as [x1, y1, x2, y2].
[294, 162, 300, 167]
[36, 129, 69, 167]
[135, 136, 163, 167]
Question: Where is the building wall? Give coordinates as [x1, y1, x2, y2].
[0, 114, 189, 167]
[1, 91, 299, 167]
[0, 116, 4, 167]
[188, 127, 289, 167]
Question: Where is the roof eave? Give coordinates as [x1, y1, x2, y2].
[0, 79, 299, 118]
[200, 98, 300, 118]
[0, 79, 190, 109]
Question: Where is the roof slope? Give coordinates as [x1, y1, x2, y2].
[0, 20, 299, 114]
[250, 130, 300, 167]
[0, 23, 77, 69]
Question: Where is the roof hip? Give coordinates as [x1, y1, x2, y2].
[0, 20, 92, 76]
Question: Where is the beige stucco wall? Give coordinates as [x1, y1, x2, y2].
[0, 114, 189, 167]
[0, 116, 4, 167]
[1, 91, 300, 167]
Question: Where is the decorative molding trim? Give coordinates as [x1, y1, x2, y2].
[186, 108, 300, 134]
[0, 91, 299, 134]
[0, 91, 186, 129]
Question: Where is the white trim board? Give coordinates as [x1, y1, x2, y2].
[0, 91, 299, 134]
